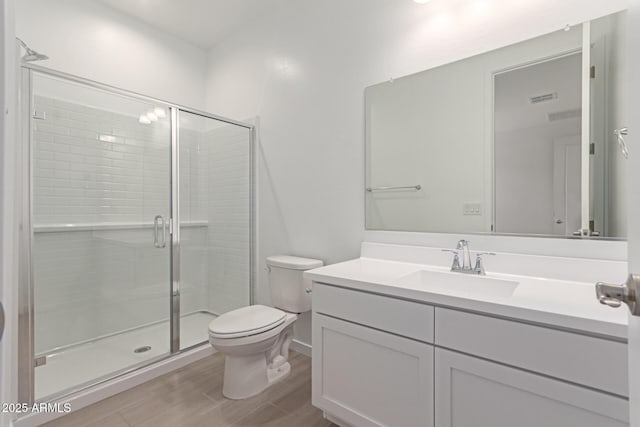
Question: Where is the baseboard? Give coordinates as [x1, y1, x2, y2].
[290, 339, 311, 357]
[13, 345, 215, 427]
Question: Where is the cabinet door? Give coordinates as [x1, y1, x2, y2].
[312, 313, 434, 427]
[435, 348, 628, 427]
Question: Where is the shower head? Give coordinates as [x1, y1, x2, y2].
[23, 51, 49, 62]
[16, 37, 49, 62]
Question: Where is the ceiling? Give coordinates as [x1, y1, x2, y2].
[99, 0, 281, 49]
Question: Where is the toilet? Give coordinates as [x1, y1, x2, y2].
[208, 255, 323, 399]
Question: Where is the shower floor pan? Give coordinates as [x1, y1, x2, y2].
[35, 311, 216, 400]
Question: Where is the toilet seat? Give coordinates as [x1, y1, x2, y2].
[209, 305, 286, 339]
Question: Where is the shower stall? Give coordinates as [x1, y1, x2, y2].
[17, 65, 254, 403]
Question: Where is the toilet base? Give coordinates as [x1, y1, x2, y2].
[222, 356, 292, 400]
[212, 313, 297, 400]
[222, 353, 268, 399]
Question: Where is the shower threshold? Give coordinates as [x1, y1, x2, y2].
[35, 311, 216, 400]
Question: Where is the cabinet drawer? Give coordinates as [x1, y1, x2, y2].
[435, 308, 628, 397]
[313, 282, 434, 343]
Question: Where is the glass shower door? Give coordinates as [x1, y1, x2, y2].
[30, 71, 172, 399]
[177, 110, 252, 350]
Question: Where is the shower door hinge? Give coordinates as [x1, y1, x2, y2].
[590, 143, 595, 155]
[590, 65, 596, 79]
[32, 111, 46, 120]
[34, 356, 47, 367]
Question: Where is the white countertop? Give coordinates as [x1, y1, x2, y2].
[305, 257, 628, 340]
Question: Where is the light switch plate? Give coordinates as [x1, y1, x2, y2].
[463, 203, 482, 216]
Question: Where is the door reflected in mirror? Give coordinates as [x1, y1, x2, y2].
[494, 52, 582, 236]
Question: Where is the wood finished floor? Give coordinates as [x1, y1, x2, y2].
[44, 351, 335, 427]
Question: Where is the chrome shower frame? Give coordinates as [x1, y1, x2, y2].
[17, 63, 256, 406]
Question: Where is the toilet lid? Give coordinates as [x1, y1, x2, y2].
[208, 305, 286, 338]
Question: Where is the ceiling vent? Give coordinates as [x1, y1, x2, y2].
[529, 92, 557, 104]
[548, 108, 582, 122]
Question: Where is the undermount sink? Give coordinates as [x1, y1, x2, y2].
[395, 269, 519, 298]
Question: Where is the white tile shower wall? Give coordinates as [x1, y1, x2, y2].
[178, 127, 209, 317]
[179, 128, 208, 223]
[205, 125, 251, 315]
[33, 96, 208, 354]
[178, 120, 251, 320]
[33, 95, 171, 225]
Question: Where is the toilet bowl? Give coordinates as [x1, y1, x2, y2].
[209, 305, 297, 399]
[208, 255, 323, 399]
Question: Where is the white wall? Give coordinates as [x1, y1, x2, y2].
[15, 0, 207, 109]
[204, 0, 628, 347]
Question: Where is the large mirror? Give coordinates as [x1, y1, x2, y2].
[365, 10, 627, 239]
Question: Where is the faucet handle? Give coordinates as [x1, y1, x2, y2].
[473, 252, 495, 275]
[442, 249, 461, 271]
[475, 252, 496, 257]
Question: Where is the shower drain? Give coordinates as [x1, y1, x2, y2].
[134, 346, 152, 354]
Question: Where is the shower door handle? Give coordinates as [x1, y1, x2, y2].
[154, 215, 167, 248]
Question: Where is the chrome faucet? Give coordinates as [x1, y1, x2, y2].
[442, 240, 495, 275]
[456, 240, 472, 271]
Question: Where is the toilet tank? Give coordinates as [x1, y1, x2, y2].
[266, 255, 323, 313]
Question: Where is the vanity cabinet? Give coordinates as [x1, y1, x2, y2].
[311, 282, 629, 427]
